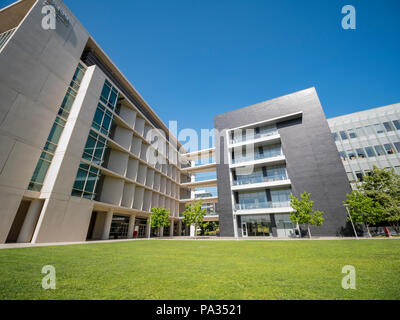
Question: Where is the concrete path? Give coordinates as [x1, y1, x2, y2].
[0, 236, 397, 250]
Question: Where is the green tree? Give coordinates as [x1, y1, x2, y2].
[149, 207, 170, 237]
[182, 201, 207, 238]
[289, 192, 324, 239]
[359, 166, 400, 234]
[344, 190, 384, 237]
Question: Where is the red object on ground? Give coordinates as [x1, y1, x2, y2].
[384, 227, 392, 238]
[133, 231, 138, 238]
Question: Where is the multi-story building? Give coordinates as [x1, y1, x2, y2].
[0, 0, 397, 243]
[214, 88, 352, 238]
[0, 0, 187, 244]
[328, 103, 400, 186]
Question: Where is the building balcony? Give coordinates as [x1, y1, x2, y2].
[235, 201, 291, 210]
[229, 130, 279, 145]
[232, 151, 282, 164]
[232, 175, 291, 191]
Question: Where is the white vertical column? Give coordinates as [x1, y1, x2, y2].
[159, 226, 164, 237]
[17, 199, 43, 243]
[190, 224, 195, 237]
[178, 220, 182, 236]
[169, 220, 174, 237]
[101, 211, 113, 240]
[128, 215, 135, 239]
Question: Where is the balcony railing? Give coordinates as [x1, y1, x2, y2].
[232, 174, 288, 186]
[232, 151, 282, 164]
[230, 130, 278, 144]
[234, 201, 291, 210]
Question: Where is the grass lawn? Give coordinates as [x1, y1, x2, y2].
[0, 239, 399, 300]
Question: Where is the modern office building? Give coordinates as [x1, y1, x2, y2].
[0, 0, 397, 243]
[214, 88, 353, 238]
[328, 103, 400, 187]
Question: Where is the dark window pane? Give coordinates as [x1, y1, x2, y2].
[393, 120, 400, 130]
[102, 114, 112, 132]
[365, 147, 376, 157]
[340, 131, 348, 140]
[383, 122, 394, 132]
[374, 145, 385, 156]
[394, 142, 400, 153]
[384, 144, 395, 155]
[356, 148, 366, 159]
[101, 84, 111, 101]
[31, 159, 50, 184]
[93, 107, 104, 126]
[84, 136, 96, 155]
[333, 132, 339, 141]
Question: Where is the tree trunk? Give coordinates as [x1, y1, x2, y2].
[308, 225, 312, 239]
[365, 224, 372, 238]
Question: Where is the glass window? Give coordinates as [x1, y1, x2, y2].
[339, 151, 347, 161]
[340, 131, 348, 140]
[348, 129, 357, 139]
[384, 144, 395, 155]
[374, 145, 386, 156]
[393, 120, 400, 130]
[71, 163, 101, 200]
[383, 122, 395, 132]
[394, 142, 400, 153]
[365, 147, 376, 157]
[355, 172, 363, 181]
[347, 149, 357, 160]
[332, 132, 339, 141]
[356, 148, 366, 159]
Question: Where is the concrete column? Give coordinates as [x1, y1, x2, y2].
[145, 219, 150, 238]
[233, 215, 238, 238]
[17, 199, 43, 243]
[190, 224, 195, 237]
[159, 227, 164, 237]
[178, 220, 182, 236]
[101, 211, 113, 240]
[169, 220, 174, 237]
[127, 215, 136, 239]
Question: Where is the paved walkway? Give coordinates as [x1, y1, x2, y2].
[0, 236, 397, 250]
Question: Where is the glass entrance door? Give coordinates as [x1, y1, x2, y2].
[242, 222, 248, 237]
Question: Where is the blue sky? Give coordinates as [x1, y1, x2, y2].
[3, 0, 400, 141]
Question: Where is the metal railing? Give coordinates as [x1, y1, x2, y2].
[232, 174, 288, 186]
[235, 201, 291, 210]
[230, 130, 278, 144]
[232, 151, 282, 164]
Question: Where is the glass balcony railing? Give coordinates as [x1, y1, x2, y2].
[230, 130, 278, 144]
[235, 201, 291, 210]
[232, 174, 288, 186]
[232, 151, 282, 164]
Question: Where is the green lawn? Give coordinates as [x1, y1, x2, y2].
[0, 240, 399, 300]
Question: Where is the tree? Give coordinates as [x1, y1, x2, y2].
[289, 192, 325, 239]
[344, 190, 384, 237]
[359, 166, 400, 234]
[182, 201, 207, 238]
[149, 207, 170, 237]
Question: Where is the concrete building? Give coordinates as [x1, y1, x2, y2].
[0, 0, 398, 243]
[214, 88, 353, 238]
[328, 103, 400, 187]
[0, 0, 187, 243]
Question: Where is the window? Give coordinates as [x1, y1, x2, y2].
[340, 131, 348, 140]
[355, 172, 363, 181]
[71, 163, 101, 200]
[365, 147, 376, 157]
[374, 145, 385, 156]
[332, 132, 339, 142]
[92, 103, 113, 136]
[383, 122, 395, 132]
[394, 142, 400, 153]
[393, 120, 400, 130]
[356, 148, 366, 159]
[82, 130, 108, 165]
[339, 151, 347, 161]
[384, 144, 395, 155]
[348, 129, 357, 139]
[347, 149, 357, 160]
[99, 80, 119, 111]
